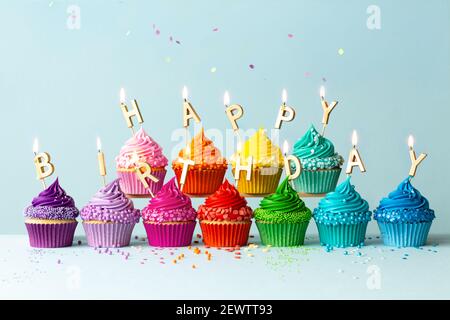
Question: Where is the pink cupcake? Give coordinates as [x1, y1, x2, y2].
[142, 177, 197, 247]
[116, 128, 168, 197]
[81, 179, 140, 247]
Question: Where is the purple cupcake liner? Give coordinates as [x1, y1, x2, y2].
[82, 222, 135, 247]
[144, 221, 196, 247]
[25, 221, 77, 248]
[117, 168, 166, 197]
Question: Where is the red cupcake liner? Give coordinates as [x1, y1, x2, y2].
[117, 168, 166, 197]
[200, 221, 251, 247]
[25, 221, 77, 248]
[173, 167, 226, 195]
[82, 222, 135, 248]
[144, 221, 196, 247]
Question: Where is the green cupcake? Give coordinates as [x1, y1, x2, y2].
[254, 177, 312, 247]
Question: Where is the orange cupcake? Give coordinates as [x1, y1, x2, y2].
[172, 128, 227, 195]
[198, 180, 253, 247]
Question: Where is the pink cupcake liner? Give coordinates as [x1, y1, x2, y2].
[144, 221, 196, 247]
[117, 168, 166, 197]
[82, 222, 135, 247]
[25, 222, 77, 248]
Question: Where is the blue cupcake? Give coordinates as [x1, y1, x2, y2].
[313, 176, 371, 248]
[374, 178, 435, 247]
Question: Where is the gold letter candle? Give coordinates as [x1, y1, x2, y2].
[274, 89, 296, 129]
[408, 135, 427, 177]
[182, 86, 201, 128]
[135, 162, 160, 197]
[233, 141, 253, 188]
[32, 138, 54, 189]
[320, 86, 338, 136]
[96, 137, 107, 186]
[283, 140, 301, 180]
[120, 88, 144, 133]
[345, 130, 366, 175]
[223, 91, 244, 131]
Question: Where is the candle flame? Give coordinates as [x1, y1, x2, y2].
[237, 140, 242, 153]
[223, 91, 230, 106]
[96, 137, 102, 151]
[282, 89, 287, 104]
[33, 138, 39, 154]
[408, 135, 414, 149]
[283, 140, 289, 155]
[320, 86, 325, 99]
[352, 130, 358, 147]
[185, 144, 191, 158]
[119, 88, 126, 104]
[182, 86, 188, 100]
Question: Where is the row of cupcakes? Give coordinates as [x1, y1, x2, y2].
[116, 124, 343, 198]
[24, 173, 435, 249]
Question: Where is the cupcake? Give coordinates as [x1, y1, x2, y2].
[313, 176, 371, 248]
[254, 177, 312, 247]
[172, 128, 227, 195]
[81, 179, 140, 247]
[374, 178, 435, 247]
[142, 177, 197, 247]
[291, 124, 343, 194]
[231, 128, 284, 195]
[24, 178, 79, 248]
[116, 128, 168, 197]
[198, 180, 253, 247]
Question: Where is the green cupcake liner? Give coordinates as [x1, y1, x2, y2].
[377, 221, 432, 247]
[256, 220, 310, 247]
[316, 221, 368, 248]
[291, 168, 341, 194]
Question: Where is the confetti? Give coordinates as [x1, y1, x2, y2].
[210, 67, 217, 73]
[212, 27, 219, 32]
[169, 36, 173, 42]
[288, 34, 294, 38]
[175, 40, 181, 45]
[49, 1, 54, 7]
[322, 77, 327, 82]
[125, 30, 131, 36]
[304, 72, 311, 77]
[165, 57, 172, 63]
[249, 64, 255, 69]
[155, 29, 160, 36]
[192, 264, 197, 269]
[57, 259, 61, 264]
[338, 48, 345, 56]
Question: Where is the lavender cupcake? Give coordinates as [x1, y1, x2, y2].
[81, 179, 140, 247]
[24, 178, 79, 248]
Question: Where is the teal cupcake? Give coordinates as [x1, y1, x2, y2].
[254, 177, 312, 247]
[374, 178, 435, 247]
[290, 125, 344, 194]
[313, 176, 371, 248]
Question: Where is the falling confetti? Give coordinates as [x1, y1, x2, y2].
[212, 27, 219, 32]
[210, 67, 217, 73]
[288, 34, 294, 38]
[125, 30, 131, 36]
[249, 64, 255, 69]
[155, 29, 161, 36]
[322, 77, 327, 82]
[49, 1, 54, 7]
[304, 72, 311, 77]
[175, 40, 181, 45]
[165, 57, 172, 63]
[169, 36, 173, 42]
[338, 48, 345, 56]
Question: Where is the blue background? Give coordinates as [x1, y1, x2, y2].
[1, 0, 449, 236]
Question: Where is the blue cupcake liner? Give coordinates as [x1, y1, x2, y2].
[316, 221, 368, 248]
[291, 168, 341, 194]
[377, 221, 432, 247]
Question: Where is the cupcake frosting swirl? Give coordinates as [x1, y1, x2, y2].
[142, 178, 197, 223]
[80, 179, 140, 223]
[374, 178, 435, 223]
[173, 128, 227, 168]
[116, 128, 168, 169]
[24, 178, 79, 220]
[292, 125, 343, 170]
[313, 177, 371, 225]
[259, 177, 307, 212]
[231, 128, 284, 168]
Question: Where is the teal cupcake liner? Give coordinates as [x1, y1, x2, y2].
[316, 222, 368, 248]
[377, 221, 432, 247]
[256, 220, 310, 247]
[291, 168, 341, 194]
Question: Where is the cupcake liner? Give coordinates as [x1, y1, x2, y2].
[173, 167, 226, 195]
[291, 168, 341, 194]
[82, 222, 135, 247]
[232, 167, 282, 195]
[377, 221, 432, 247]
[256, 221, 310, 247]
[117, 167, 166, 197]
[316, 222, 368, 248]
[144, 221, 196, 247]
[25, 221, 77, 248]
[200, 221, 251, 247]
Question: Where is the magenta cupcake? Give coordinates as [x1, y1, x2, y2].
[142, 177, 197, 247]
[116, 128, 168, 197]
[24, 178, 79, 248]
[81, 179, 140, 247]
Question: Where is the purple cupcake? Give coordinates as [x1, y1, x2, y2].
[81, 179, 140, 248]
[24, 178, 79, 248]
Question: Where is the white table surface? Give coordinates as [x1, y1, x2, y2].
[1, 230, 449, 300]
